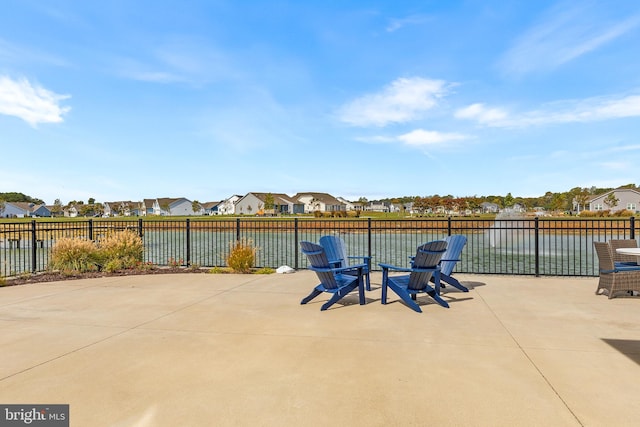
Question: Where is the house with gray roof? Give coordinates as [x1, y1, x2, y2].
[0, 202, 51, 218]
[587, 189, 640, 213]
[293, 192, 345, 213]
[152, 198, 201, 216]
[235, 193, 304, 215]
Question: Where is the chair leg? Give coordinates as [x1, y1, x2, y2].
[440, 274, 469, 292]
[388, 283, 422, 313]
[321, 292, 345, 311]
[300, 289, 322, 305]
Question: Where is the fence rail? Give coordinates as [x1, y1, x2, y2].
[0, 217, 636, 277]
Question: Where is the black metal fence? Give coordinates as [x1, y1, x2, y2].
[0, 217, 636, 277]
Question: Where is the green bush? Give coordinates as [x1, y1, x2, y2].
[226, 238, 257, 273]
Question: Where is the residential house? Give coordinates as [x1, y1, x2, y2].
[293, 192, 345, 213]
[336, 197, 357, 211]
[235, 193, 304, 215]
[103, 201, 141, 217]
[217, 195, 242, 215]
[0, 202, 51, 218]
[201, 201, 221, 216]
[587, 189, 640, 213]
[481, 202, 499, 214]
[64, 205, 79, 218]
[152, 198, 201, 216]
[365, 201, 395, 213]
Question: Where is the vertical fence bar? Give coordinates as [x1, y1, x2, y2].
[294, 218, 299, 269]
[31, 220, 37, 273]
[447, 217, 452, 236]
[186, 219, 191, 267]
[88, 219, 93, 241]
[367, 218, 372, 259]
[236, 218, 241, 242]
[138, 218, 143, 238]
[534, 217, 540, 277]
[631, 216, 636, 240]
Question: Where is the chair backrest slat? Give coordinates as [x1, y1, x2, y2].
[319, 235, 348, 268]
[300, 241, 339, 289]
[409, 240, 447, 290]
[440, 235, 467, 276]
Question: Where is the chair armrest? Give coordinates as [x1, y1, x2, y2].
[309, 264, 366, 274]
[440, 258, 461, 263]
[378, 263, 413, 273]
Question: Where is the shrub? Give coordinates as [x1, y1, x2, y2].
[255, 267, 275, 274]
[97, 230, 144, 272]
[613, 209, 634, 217]
[226, 238, 257, 273]
[49, 237, 100, 273]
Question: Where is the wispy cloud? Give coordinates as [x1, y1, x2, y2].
[115, 37, 236, 85]
[0, 38, 69, 67]
[500, 1, 640, 75]
[455, 93, 640, 128]
[386, 14, 431, 32]
[0, 76, 70, 126]
[338, 77, 453, 127]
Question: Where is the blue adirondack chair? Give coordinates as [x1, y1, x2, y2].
[319, 235, 371, 291]
[434, 235, 469, 292]
[379, 240, 448, 313]
[299, 241, 366, 311]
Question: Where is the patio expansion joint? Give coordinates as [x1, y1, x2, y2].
[474, 290, 585, 427]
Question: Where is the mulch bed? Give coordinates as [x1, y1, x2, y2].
[2, 267, 208, 287]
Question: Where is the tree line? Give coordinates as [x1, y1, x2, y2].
[2, 183, 639, 216]
[370, 184, 638, 213]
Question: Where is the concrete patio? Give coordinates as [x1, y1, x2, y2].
[1, 271, 639, 426]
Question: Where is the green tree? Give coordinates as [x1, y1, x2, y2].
[264, 193, 275, 215]
[604, 193, 619, 210]
[51, 199, 63, 217]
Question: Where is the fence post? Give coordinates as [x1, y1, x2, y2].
[31, 220, 37, 273]
[631, 216, 636, 240]
[294, 218, 299, 269]
[534, 217, 540, 277]
[236, 218, 241, 242]
[138, 218, 143, 238]
[448, 217, 452, 236]
[367, 218, 372, 259]
[186, 219, 191, 267]
[88, 219, 93, 241]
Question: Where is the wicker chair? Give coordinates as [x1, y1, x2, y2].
[609, 239, 638, 266]
[593, 241, 640, 299]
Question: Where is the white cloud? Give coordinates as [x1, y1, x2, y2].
[357, 129, 469, 153]
[0, 76, 70, 126]
[500, 2, 640, 75]
[455, 94, 640, 128]
[397, 129, 467, 146]
[454, 103, 508, 125]
[338, 77, 453, 127]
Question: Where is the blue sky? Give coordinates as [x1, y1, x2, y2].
[1, 0, 640, 205]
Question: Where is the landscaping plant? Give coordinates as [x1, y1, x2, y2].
[96, 230, 144, 272]
[226, 238, 257, 273]
[49, 237, 100, 273]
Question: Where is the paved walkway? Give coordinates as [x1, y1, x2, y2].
[1, 272, 639, 426]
